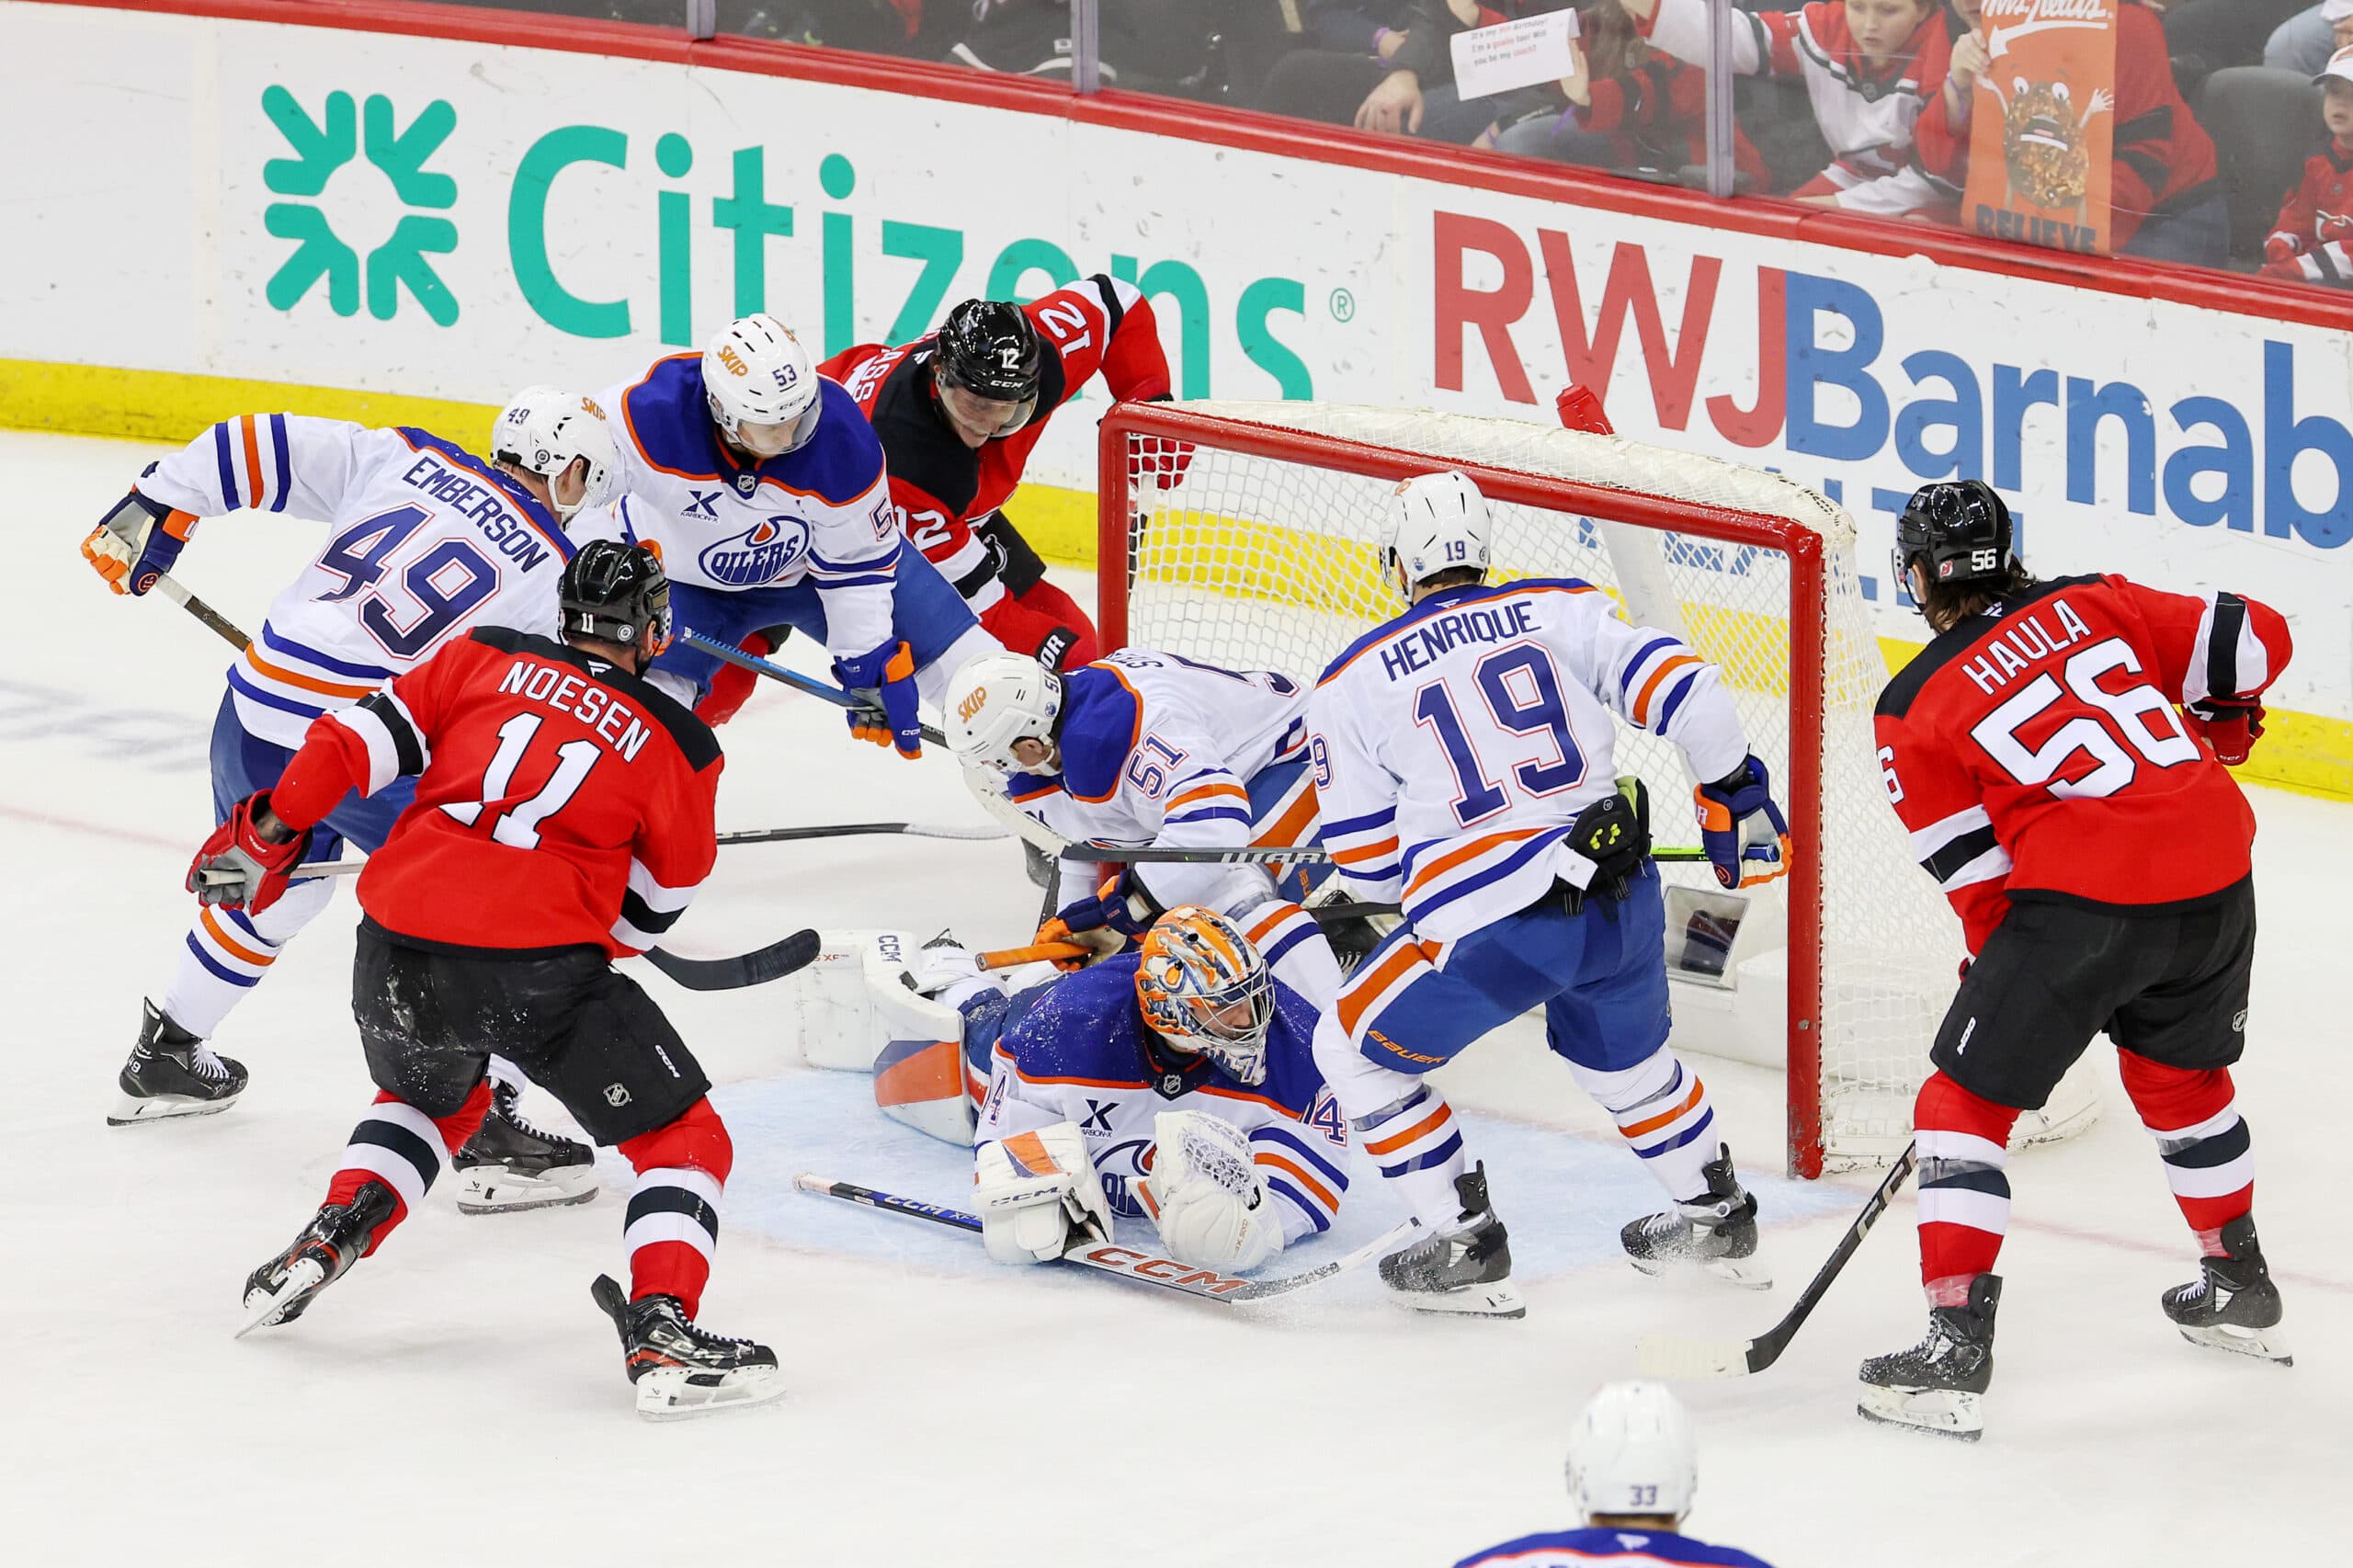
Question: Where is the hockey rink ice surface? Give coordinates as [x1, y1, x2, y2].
[6, 429, 2347, 1565]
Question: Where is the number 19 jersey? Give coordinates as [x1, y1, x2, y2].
[132, 415, 589, 747]
[1308, 579, 1751, 944]
[1873, 574, 2292, 957]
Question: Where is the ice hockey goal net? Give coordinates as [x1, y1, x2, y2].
[1097, 400, 2099, 1177]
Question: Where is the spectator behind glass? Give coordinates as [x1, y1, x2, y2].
[1837, 0, 2227, 265]
[2266, 0, 2353, 74]
[1256, 3, 1504, 141]
[1359, 2, 1578, 143]
[2158, 0, 2311, 93]
[1478, 0, 1774, 187]
[1618, 0, 1949, 199]
[2263, 44, 2353, 283]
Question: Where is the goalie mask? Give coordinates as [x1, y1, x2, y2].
[1135, 908, 1272, 1086]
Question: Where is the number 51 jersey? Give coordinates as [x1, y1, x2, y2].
[1873, 574, 2292, 957]
[131, 415, 591, 748]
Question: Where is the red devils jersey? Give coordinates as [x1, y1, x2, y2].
[819, 274, 1171, 611]
[271, 627, 722, 958]
[1874, 575, 2290, 957]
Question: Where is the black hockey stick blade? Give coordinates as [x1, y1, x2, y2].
[1638, 1141, 1921, 1380]
[642, 928, 823, 991]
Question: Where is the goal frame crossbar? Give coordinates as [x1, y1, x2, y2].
[1097, 402, 1833, 1177]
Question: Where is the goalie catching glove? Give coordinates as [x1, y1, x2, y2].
[972, 1121, 1112, 1266]
[1140, 1110, 1283, 1273]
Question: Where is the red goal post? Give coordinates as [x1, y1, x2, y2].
[1094, 400, 2102, 1178]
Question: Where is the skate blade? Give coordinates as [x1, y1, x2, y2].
[1628, 1253, 1773, 1290]
[455, 1165, 600, 1215]
[1390, 1280, 1528, 1320]
[1637, 1333, 1754, 1380]
[2177, 1323, 2293, 1366]
[632, 1364, 785, 1422]
[236, 1258, 324, 1340]
[108, 1091, 239, 1127]
[1857, 1382, 1984, 1441]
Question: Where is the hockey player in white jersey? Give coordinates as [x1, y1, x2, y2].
[1306, 472, 1791, 1315]
[929, 908, 1352, 1273]
[943, 649, 1343, 1010]
[591, 312, 998, 754]
[79, 390, 616, 1210]
[1455, 1381, 1779, 1568]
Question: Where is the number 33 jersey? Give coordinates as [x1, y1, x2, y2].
[133, 416, 598, 748]
[1873, 574, 2292, 956]
[269, 627, 722, 959]
[1308, 579, 1750, 944]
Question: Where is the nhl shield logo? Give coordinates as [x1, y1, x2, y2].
[733, 471, 759, 498]
[604, 1083, 632, 1107]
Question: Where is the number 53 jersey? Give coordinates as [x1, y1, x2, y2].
[1873, 574, 2292, 957]
[132, 415, 595, 749]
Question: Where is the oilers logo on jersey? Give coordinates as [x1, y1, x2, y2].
[698, 516, 811, 587]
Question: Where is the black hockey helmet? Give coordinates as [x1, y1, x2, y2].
[933, 299, 1042, 403]
[1893, 481, 2015, 597]
[560, 540, 673, 655]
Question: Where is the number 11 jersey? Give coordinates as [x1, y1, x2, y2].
[132, 416, 597, 748]
[1873, 574, 2292, 958]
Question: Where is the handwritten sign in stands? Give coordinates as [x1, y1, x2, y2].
[1450, 10, 1583, 101]
[1963, 0, 2120, 254]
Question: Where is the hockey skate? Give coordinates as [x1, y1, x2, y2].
[237, 1180, 399, 1337]
[591, 1274, 783, 1421]
[1620, 1143, 1770, 1289]
[1378, 1164, 1526, 1319]
[1858, 1273, 2001, 1440]
[108, 1000, 247, 1126]
[2162, 1214, 2291, 1365]
[452, 1079, 599, 1214]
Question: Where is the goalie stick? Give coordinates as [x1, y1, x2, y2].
[1636, 1141, 1921, 1380]
[795, 1173, 1418, 1305]
[680, 630, 949, 746]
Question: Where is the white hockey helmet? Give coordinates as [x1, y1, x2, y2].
[1384, 470, 1494, 599]
[491, 386, 619, 521]
[1565, 1381, 1698, 1525]
[944, 651, 1064, 772]
[702, 312, 823, 457]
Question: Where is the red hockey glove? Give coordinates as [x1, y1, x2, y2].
[2184, 698, 2266, 766]
[188, 791, 311, 914]
[1555, 383, 1615, 436]
[1131, 393, 1195, 490]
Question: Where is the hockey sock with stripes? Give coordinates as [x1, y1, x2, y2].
[323, 1083, 494, 1256]
[618, 1097, 731, 1317]
[1914, 1071, 2020, 1305]
[1354, 1085, 1469, 1228]
[1567, 1046, 1720, 1201]
[2119, 1052, 2253, 1256]
[156, 873, 334, 1039]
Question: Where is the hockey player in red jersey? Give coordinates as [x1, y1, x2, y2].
[1861, 481, 2294, 1440]
[197, 541, 780, 1419]
[695, 283, 1173, 724]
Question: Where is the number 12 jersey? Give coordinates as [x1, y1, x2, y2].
[1873, 574, 2292, 957]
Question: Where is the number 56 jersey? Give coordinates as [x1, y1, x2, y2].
[1873, 574, 2292, 957]
[132, 415, 590, 748]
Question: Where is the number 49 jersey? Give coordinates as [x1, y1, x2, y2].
[1873, 574, 2292, 957]
[132, 415, 588, 748]
[1309, 579, 1751, 944]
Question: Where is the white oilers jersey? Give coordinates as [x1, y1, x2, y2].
[973, 956, 1351, 1244]
[132, 415, 587, 748]
[1308, 579, 1749, 944]
[590, 356, 900, 660]
[1005, 649, 1311, 911]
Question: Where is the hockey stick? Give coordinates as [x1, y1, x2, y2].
[680, 631, 949, 747]
[153, 573, 254, 652]
[639, 927, 823, 991]
[1636, 1141, 1921, 1380]
[795, 1173, 1418, 1305]
[287, 820, 1006, 878]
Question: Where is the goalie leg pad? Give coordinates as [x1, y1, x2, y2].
[973, 1121, 1112, 1266]
[1141, 1110, 1284, 1273]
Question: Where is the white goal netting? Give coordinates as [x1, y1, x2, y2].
[1105, 401, 2099, 1174]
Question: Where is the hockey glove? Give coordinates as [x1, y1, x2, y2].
[1131, 392, 1195, 490]
[1694, 755, 1792, 889]
[83, 470, 199, 597]
[2184, 697, 2267, 766]
[1141, 1110, 1282, 1273]
[1055, 869, 1159, 941]
[1562, 785, 1649, 906]
[832, 640, 922, 759]
[188, 791, 311, 914]
[972, 1121, 1112, 1267]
